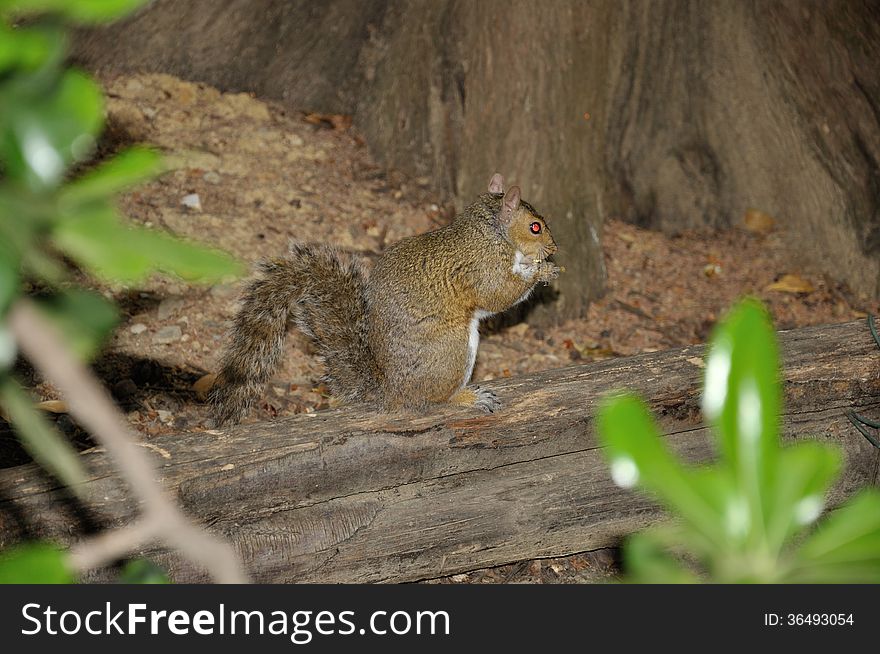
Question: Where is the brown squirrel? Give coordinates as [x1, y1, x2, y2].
[209, 173, 560, 425]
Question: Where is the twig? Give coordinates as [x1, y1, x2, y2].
[68, 517, 158, 573]
[8, 299, 248, 583]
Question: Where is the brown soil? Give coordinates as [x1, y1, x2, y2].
[5, 73, 878, 583]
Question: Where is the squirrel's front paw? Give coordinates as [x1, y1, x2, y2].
[450, 386, 501, 413]
[472, 386, 501, 413]
[536, 261, 561, 283]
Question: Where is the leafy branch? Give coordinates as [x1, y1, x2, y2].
[0, 0, 246, 582]
[598, 299, 880, 583]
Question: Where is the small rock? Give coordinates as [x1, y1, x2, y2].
[113, 378, 138, 400]
[203, 171, 221, 184]
[157, 410, 173, 424]
[227, 92, 271, 121]
[703, 263, 722, 278]
[181, 193, 202, 211]
[209, 284, 236, 298]
[164, 150, 221, 171]
[176, 83, 196, 105]
[154, 325, 182, 344]
[157, 296, 185, 321]
[507, 323, 530, 337]
[124, 78, 144, 93]
[130, 323, 148, 335]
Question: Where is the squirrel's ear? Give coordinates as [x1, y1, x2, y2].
[488, 173, 504, 194]
[499, 186, 521, 224]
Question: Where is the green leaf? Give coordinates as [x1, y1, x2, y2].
[53, 205, 152, 280]
[0, 23, 54, 72]
[0, 323, 15, 373]
[143, 229, 244, 282]
[597, 393, 730, 550]
[624, 530, 700, 584]
[60, 147, 164, 208]
[0, 378, 87, 493]
[0, 254, 17, 316]
[0, 542, 73, 584]
[54, 206, 242, 283]
[702, 299, 780, 544]
[21, 246, 67, 285]
[597, 298, 880, 583]
[1, 0, 148, 23]
[0, 186, 56, 236]
[35, 289, 118, 361]
[119, 559, 170, 584]
[764, 442, 840, 552]
[786, 491, 880, 583]
[1, 68, 104, 189]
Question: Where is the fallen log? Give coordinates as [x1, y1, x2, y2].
[1, 320, 878, 582]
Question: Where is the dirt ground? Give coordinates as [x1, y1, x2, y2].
[4, 73, 878, 584]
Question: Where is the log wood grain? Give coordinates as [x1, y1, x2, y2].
[1, 320, 878, 582]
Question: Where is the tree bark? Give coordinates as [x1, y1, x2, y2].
[71, 0, 880, 318]
[71, 0, 613, 323]
[600, 0, 880, 301]
[1, 320, 877, 582]
[71, 1, 880, 318]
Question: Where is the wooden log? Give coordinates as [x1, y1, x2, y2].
[1, 320, 878, 582]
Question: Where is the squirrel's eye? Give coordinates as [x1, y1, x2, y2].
[529, 221, 542, 234]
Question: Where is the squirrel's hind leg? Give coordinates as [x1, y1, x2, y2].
[209, 374, 263, 426]
[450, 386, 500, 413]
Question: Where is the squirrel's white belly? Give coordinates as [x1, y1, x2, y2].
[464, 310, 494, 385]
[512, 250, 536, 280]
[463, 252, 537, 386]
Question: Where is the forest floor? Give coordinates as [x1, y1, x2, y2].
[5, 73, 879, 583]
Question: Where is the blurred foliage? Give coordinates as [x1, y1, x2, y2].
[598, 299, 880, 583]
[0, 541, 170, 584]
[0, 0, 242, 583]
[119, 558, 171, 584]
[0, 542, 73, 583]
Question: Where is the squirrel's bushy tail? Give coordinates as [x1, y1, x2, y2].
[209, 243, 378, 426]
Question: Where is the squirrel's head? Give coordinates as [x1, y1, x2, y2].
[487, 173, 558, 262]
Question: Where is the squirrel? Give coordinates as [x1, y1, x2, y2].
[209, 173, 560, 426]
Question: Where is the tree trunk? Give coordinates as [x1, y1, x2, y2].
[72, 0, 880, 322]
[71, 0, 613, 322]
[600, 0, 880, 301]
[1, 320, 877, 582]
